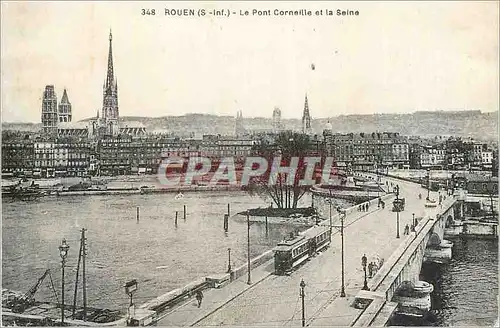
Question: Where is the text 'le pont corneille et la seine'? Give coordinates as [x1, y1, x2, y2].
[142, 8, 360, 17]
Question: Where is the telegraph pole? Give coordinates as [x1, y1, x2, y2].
[72, 232, 84, 319]
[300, 279, 306, 327]
[82, 228, 87, 321]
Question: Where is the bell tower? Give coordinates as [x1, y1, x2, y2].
[102, 30, 119, 135]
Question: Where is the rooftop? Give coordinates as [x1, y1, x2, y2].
[58, 121, 89, 130]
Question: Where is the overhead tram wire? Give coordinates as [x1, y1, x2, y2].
[282, 295, 300, 327]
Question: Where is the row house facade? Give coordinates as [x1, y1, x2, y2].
[1, 141, 35, 177]
[445, 138, 492, 171]
[200, 135, 255, 159]
[420, 145, 447, 169]
[34, 142, 56, 178]
[323, 131, 409, 170]
[96, 136, 251, 176]
[2, 138, 92, 178]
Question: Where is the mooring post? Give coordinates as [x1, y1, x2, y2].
[227, 203, 230, 216]
[183, 205, 186, 220]
[175, 211, 178, 226]
[136, 206, 139, 222]
[265, 216, 268, 235]
[224, 214, 229, 232]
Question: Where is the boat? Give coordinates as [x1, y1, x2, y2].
[174, 192, 184, 200]
[2, 180, 46, 200]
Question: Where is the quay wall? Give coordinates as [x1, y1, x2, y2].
[462, 220, 498, 239]
[230, 250, 274, 280]
[445, 219, 498, 239]
[356, 171, 421, 185]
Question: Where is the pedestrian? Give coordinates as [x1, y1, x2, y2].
[195, 290, 204, 308]
[404, 224, 409, 235]
[381, 201, 385, 209]
[368, 262, 373, 278]
[410, 223, 415, 232]
[366, 203, 369, 211]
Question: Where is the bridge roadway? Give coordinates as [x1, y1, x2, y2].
[157, 175, 444, 327]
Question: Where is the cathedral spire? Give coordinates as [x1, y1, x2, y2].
[302, 93, 312, 134]
[101, 30, 120, 134]
[105, 29, 114, 91]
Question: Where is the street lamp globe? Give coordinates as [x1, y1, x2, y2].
[59, 239, 70, 260]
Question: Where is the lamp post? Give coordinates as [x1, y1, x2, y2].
[426, 168, 430, 201]
[300, 279, 306, 327]
[336, 207, 346, 297]
[395, 185, 400, 238]
[246, 212, 252, 285]
[227, 248, 232, 273]
[329, 189, 333, 237]
[361, 254, 369, 290]
[59, 238, 70, 324]
[412, 212, 416, 231]
[124, 280, 138, 326]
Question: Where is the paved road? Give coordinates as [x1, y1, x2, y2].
[158, 174, 446, 327]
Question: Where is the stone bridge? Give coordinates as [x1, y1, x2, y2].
[351, 196, 462, 326]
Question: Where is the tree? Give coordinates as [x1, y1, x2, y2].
[249, 131, 317, 209]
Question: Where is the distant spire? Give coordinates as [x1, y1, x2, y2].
[105, 29, 114, 90]
[302, 93, 312, 134]
[61, 88, 70, 104]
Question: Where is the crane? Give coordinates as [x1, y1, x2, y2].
[5, 269, 59, 313]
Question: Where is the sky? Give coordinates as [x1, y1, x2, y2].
[1, 1, 498, 123]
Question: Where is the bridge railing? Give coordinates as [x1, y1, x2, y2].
[369, 217, 432, 293]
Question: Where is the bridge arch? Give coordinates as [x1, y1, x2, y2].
[395, 280, 415, 297]
[445, 215, 454, 228]
[427, 232, 441, 246]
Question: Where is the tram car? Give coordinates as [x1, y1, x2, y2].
[273, 225, 331, 275]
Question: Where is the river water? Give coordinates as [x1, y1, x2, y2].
[2, 191, 319, 310]
[392, 238, 498, 326]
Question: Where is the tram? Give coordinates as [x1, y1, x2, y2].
[273, 225, 331, 275]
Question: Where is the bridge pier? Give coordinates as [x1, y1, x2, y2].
[392, 280, 434, 318]
[423, 239, 453, 263]
[424, 232, 453, 264]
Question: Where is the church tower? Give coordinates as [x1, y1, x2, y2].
[58, 88, 72, 123]
[272, 107, 283, 133]
[102, 30, 119, 135]
[235, 110, 245, 136]
[41, 85, 58, 135]
[302, 94, 312, 134]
